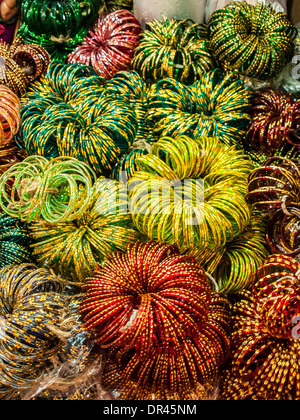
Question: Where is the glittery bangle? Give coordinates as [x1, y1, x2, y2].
[147, 69, 251, 149]
[132, 19, 214, 85]
[128, 135, 251, 250]
[68, 11, 142, 80]
[0, 155, 97, 224]
[30, 178, 140, 283]
[19, 63, 139, 176]
[208, 1, 297, 80]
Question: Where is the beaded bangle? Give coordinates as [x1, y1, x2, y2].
[0, 155, 97, 224]
[147, 69, 251, 148]
[208, 1, 297, 80]
[128, 135, 251, 250]
[132, 19, 214, 85]
[30, 178, 140, 283]
[68, 11, 142, 80]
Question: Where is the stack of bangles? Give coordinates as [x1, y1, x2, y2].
[128, 135, 251, 250]
[0, 155, 97, 224]
[102, 0, 133, 12]
[68, 11, 142, 80]
[247, 157, 300, 260]
[19, 62, 138, 176]
[246, 89, 300, 157]
[221, 255, 300, 400]
[16, 0, 101, 61]
[208, 1, 297, 80]
[0, 85, 27, 179]
[186, 210, 269, 294]
[147, 69, 251, 148]
[80, 241, 230, 399]
[132, 19, 214, 84]
[0, 41, 50, 96]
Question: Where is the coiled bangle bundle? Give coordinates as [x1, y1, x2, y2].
[147, 70, 251, 148]
[102, 0, 132, 12]
[0, 41, 50, 97]
[0, 156, 97, 224]
[247, 157, 300, 212]
[16, 0, 101, 39]
[68, 11, 142, 80]
[0, 264, 67, 394]
[0, 86, 20, 145]
[266, 206, 300, 260]
[81, 241, 230, 399]
[128, 135, 251, 250]
[19, 62, 138, 176]
[187, 210, 269, 294]
[222, 255, 300, 400]
[132, 19, 214, 85]
[246, 89, 300, 155]
[30, 178, 140, 283]
[208, 1, 297, 80]
[0, 213, 32, 268]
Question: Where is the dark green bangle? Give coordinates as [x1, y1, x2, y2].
[208, 1, 297, 80]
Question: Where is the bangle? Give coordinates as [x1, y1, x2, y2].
[101, 0, 132, 13]
[247, 156, 300, 212]
[147, 69, 251, 149]
[247, 89, 300, 156]
[81, 241, 230, 399]
[222, 255, 300, 400]
[30, 178, 140, 283]
[0, 40, 50, 97]
[208, 1, 297, 80]
[0, 85, 21, 145]
[0, 212, 32, 268]
[19, 62, 139, 176]
[187, 209, 270, 294]
[132, 19, 214, 85]
[0, 264, 66, 392]
[128, 135, 251, 250]
[0, 155, 97, 224]
[68, 11, 142, 80]
[266, 205, 300, 259]
[18, 0, 100, 39]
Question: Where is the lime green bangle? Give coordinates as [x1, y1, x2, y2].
[30, 178, 140, 283]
